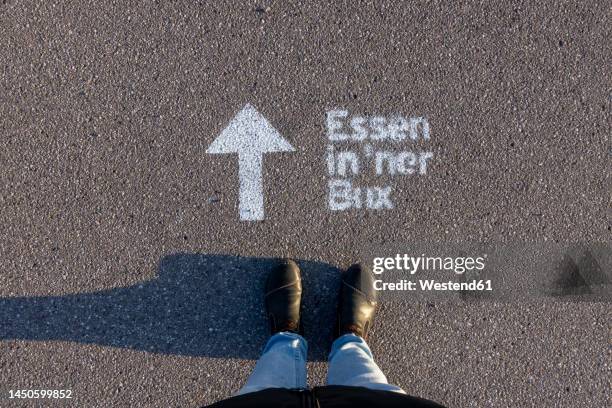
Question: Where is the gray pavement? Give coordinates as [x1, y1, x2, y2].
[0, 0, 610, 407]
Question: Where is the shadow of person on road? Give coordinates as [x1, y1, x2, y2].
[0, 254, 341, 360]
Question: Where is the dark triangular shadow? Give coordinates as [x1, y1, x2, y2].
[0, 254, 341, 360]
[551, 254, 593, 296]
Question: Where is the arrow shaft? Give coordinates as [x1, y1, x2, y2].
[237, 152, 264, 221]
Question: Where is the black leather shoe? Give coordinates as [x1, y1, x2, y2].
[265, 259, 303, 335]
[336, 263, 378, 340]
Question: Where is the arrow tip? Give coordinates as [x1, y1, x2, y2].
[207, 104, 295, 154]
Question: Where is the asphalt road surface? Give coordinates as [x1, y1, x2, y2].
[1, 1, 610, 407]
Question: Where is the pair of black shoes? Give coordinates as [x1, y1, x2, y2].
[264, 259, 377, 340]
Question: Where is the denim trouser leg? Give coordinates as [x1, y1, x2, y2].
[327, 333, 405, 394]
[236, 332, 308, 395]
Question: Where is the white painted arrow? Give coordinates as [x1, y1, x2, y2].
[207, 104, 295, 221]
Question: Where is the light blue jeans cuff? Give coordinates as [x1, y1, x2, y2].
[236, 332, 308, 395]
[327, 333, 406, 394]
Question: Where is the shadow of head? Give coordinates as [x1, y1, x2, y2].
[0, 254, 341, 360]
